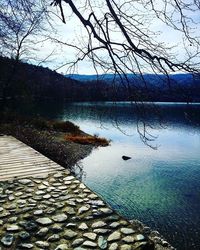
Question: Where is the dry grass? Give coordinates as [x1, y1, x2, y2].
[64, 134, 110, 147]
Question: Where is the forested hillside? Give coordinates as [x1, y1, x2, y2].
[1, 56, 200, 103]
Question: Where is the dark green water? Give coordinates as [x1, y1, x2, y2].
[10, 101, 200, 249]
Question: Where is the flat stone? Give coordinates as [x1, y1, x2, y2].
[34, 210, 43, 215]
[8, 217, 17, 223]
[99, 208, 113, 214]
[120, 228, 135, 235]
[21, 221, 38, 231]
[1, 234, 14, 246]
[92, 221, 107, 228]
[6, 225, 20, 232]
[43, 194, 51, 199]
[18, 179, 32, 185]
[83, 232, 97, 241]
[36, 217, 53, 225]
[110, 222, 120, 228]
[35, 190, 46, 195]
[89, 200, 105, 206]
[17, 199, 26, 204]
[42, 181, 49, 186]
[82, 240, 97, 248]
[122, 236, 135, 243]
[88, 194, 98, 199]
[79, 183, 86, 189]
[63, 207, 76, 215]
[109, 242, 118, 250]
[15, 191, 23, 196]
[54, 172, 63, 178]
[47, 234, 60, 242]
[55, 244, 70, 250]
[66, 223, 77, 228]
[19, 243, 34, 249]
[78, 222, 88, 230]
[51, 224, 63, 232]
[72, 238, 84, 247]
[52, 213, 68, 222]
[58, 185, 68, 190]
[78, 205, 90, 214]
[38, 184, 47, 190]
[66, 200, 76, 206]
[120, 244, 132, 250]
[35, 241, 49, 248]
[19, 231, 30, 240]
[135, 234, 145, 241]
[8, 195, 15, 201]
[94, 228, 111, 234]
[64, 229, 78, 239]
[107, 231, 121, 242]
[36, 227, 49, 237]
[46, 208, 56, 214]
[63, 176, 74, 181]
[98, 236, 107, 249]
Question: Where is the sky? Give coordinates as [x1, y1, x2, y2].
[34, 0, 200, 75]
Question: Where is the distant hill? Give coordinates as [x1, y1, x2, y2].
[66, 73, 194, 86]
[1, 56, 199, 103]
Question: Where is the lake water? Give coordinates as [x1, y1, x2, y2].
[16, 101, 200, 249]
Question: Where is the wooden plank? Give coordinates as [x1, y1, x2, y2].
[0, 136, 64, 181]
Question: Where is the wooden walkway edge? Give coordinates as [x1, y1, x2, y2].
[0, 135, 64, 181]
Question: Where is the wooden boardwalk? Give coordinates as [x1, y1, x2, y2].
[0, 135, 64, 181]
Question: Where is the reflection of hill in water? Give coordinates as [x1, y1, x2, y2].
[12, 100, 200, 132]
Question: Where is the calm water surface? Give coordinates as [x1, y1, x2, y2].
[18, 101, 200, 249]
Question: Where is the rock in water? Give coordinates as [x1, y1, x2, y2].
[122, 155, 131, 161]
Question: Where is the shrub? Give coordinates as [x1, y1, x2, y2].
[52, 120, 80, 134]
[64, 134, 110, 146]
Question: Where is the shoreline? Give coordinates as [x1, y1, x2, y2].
[0, 116, 174, 249]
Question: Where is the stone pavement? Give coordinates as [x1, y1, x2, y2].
[0, 170, 173, 250]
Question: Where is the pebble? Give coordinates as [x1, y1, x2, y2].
[18, 179, 32, 185]
[122, 236, 135, 243]
[36, 227, 49, 237]
[109, 242, 119, 250]
[34, 209, 43, 215]
[83, 232, 97, 241]
[64, 229, 78, 239]
[52, 213, 68, 222]
[92, 221, 107, 228]
[6, 225, 20, 232]
[82, 240, 97, 248]
[72, 238, 84, 247]
[1, 233, 14, 246]
[98, 236, 108, 249]
[35, 241, 49, 248]
[36, 217, 53, 225]
[135, 234, 145, 241]
[63, 176, 74, 181]
[120, 244, 132, 250]
[47, 234, 60, 242]
[120, 227, 135, 235]
[78, 222, 88, 230]
[78, 205, 90, 214]
[19, 243, 34, 249]
[107, 231, 121, 242]
[19, 231, 30, 240]
[55, 244, 69, 250]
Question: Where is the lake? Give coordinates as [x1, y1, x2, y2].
[15, 101, 200, 249]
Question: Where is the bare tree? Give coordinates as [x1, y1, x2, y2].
[0, 0, 50, 62]
[50, 0, 200, 77]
